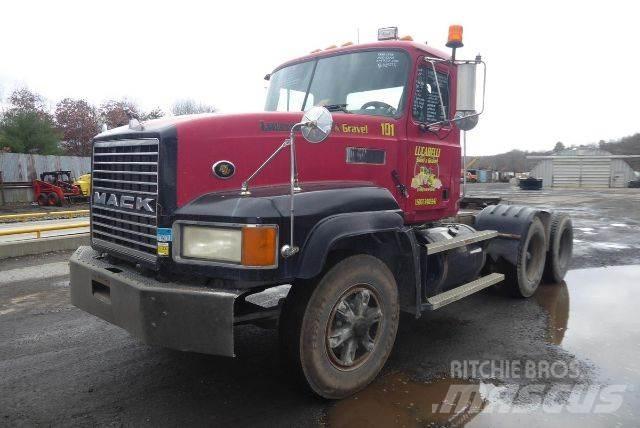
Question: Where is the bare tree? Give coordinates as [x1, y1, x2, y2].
[55, 98, 100, 156]
[141, 107, 165, 121]
[171, 99, 216, 116]
[100, 99, 141, 129]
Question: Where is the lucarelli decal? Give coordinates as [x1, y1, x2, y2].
[411, 145, 443, 206]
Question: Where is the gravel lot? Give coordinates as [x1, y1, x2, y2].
[1, 184, 639, 427]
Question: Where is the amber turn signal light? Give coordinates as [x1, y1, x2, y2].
[446, 25, 463, 48]
[241, 226, 277, 267]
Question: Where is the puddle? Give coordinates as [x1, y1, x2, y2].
[589, 242, 632, 250]
[534, 283, 569, 345]
[329, 373, 489, 427]
[328, 265, 640, 427]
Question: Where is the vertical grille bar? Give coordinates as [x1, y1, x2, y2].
[91, 139, 159, 262]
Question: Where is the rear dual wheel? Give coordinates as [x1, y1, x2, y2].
[543, 213, 573, 283]
[504, 217, 547, 297]
[279, 255, 399, 399]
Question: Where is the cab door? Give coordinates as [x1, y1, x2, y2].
[403, 57, 460, 223]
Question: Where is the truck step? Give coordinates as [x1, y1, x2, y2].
[422, 273, 505, 310]
[424, 230, 498, 254]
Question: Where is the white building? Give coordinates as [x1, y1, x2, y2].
[527, 149, 639, 188]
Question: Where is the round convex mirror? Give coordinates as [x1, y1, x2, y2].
[301, 106, 333, 143]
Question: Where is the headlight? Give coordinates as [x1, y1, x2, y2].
[179, 224, 278, 267]
[182, 226, 242, 262]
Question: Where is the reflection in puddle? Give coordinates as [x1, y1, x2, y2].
[328, 265, 640, 427]
[329, 373, 487, 427]
[535, 282, 570, 345]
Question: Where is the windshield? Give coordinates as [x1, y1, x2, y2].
[265, 50, 410, 118]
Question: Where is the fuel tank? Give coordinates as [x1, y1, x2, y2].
[416, 224, 486, 297]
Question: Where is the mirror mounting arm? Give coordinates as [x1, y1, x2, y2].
[240, 107, 333, 260]
[280, 121, 305, 258]
[240, 138, 292, 196]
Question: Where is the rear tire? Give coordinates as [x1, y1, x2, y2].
[279, 254, 399, 399]
[37, 193, 48, 206]
[504, 217, 546, 298]
[48, 192, 62, 206]
[543, 213, 573, 283]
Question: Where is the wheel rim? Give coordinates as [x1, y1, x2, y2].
[557, 227, 573, 268]
[525, 230, 545, 282]
[325, 285, 383, 370]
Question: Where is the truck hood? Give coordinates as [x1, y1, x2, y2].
[169, 111, 396, 207]
[94, 111, 401, 208]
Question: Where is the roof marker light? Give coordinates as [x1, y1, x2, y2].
[400, 35, 413, 41]
[377, 27, 398, 41]
[446, 25, 463, 48]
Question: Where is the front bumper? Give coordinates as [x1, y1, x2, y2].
[70, 246, 242, 357]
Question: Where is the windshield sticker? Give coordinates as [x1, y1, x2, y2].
[376, 52, 400, 69]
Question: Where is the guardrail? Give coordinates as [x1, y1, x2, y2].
[0, 210, 89, 222]
[0, 221, 89, 239]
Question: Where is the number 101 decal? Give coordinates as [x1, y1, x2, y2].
[380, 122, 395, 137]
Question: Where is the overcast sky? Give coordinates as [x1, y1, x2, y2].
[1, 0, 638, 155]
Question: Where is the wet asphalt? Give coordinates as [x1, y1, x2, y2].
[1, 184, 639, 427]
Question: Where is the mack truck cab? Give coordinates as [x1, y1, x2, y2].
[70, 26, 573, 399]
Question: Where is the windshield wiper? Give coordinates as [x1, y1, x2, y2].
[323, 104, 351, 113]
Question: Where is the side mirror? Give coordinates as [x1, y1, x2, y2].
[300, 106, 333, 144]
[454, 62, 478, 131]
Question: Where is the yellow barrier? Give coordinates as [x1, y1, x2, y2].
[0, 210, 89, 222]
[0, 222, 89, 239]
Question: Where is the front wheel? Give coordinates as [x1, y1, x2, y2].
[48, 192, 62, 206]
[37, 193, 48, 206]
[279, 254, 399, 399]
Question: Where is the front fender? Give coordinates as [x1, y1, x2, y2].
[296, 210, 405, 279]
[296, 210, 422, 315]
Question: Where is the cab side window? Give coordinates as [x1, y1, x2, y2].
[412, 66, 450, 124]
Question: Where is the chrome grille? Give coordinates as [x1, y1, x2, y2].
[91, 139, 159, 262]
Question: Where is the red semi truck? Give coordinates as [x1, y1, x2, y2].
[70, 26, 573, 398]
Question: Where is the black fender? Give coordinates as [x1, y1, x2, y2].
[296, 210, 422, 315]
[475, 204, 551, 266]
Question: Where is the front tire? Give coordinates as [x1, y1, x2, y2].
[279, 254, 399, 399]
[48, 192, 62, 206]
[37, 193, 48, 206]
